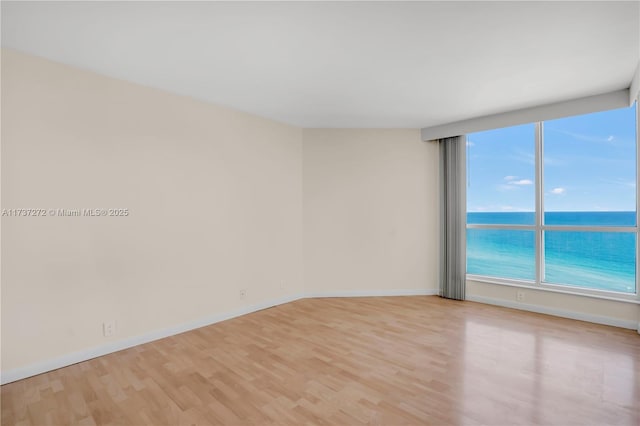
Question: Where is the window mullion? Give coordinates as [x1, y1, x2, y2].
[535, 121, 544, 287]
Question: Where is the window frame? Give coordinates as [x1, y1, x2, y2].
[466, 105, 640, 304]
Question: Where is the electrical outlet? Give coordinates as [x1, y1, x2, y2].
[239, 289, 247, 300]
[280, 280, 285, 290]
[103, 320, 116, 337]
[516, 291, 525, 302]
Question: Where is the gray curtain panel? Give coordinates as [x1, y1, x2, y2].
[439, 136, 466, 300]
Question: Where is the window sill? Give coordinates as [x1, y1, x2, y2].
[466, 274, 640, 305]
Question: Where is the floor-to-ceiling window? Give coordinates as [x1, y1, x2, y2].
[466, 103, 638, 300]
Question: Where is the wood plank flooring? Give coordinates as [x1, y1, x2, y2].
[2, 296, 639, 425]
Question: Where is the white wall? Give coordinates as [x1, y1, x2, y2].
[303, 129, 439, 296]
[1, 49, 304, 374]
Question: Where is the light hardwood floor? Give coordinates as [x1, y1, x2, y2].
[2, 296, 639, 425]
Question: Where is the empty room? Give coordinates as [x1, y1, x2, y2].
[1, 1, 639, 425]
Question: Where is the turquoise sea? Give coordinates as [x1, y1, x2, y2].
[467, 211, 636, 294]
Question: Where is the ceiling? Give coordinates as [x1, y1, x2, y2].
[2, 1, 638, 128]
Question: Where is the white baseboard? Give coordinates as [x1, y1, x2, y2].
[305, 288, 439, 298]
[0, 293, 305, 385]
[466, 294, 639, 330]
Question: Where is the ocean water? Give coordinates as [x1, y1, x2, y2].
[467, 211, 636, 294]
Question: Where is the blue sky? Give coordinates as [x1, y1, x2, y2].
[467, 103, 637, 213]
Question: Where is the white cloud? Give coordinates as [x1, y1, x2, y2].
[503, 176, 533, 186]
[601, 178, 635, 188]
[550, 187, 566, 195]
[466, 140, 475, 147]
[549, 128, 617, 144]
[470, 205, 530, 212]
[513, 151, 536, 166]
